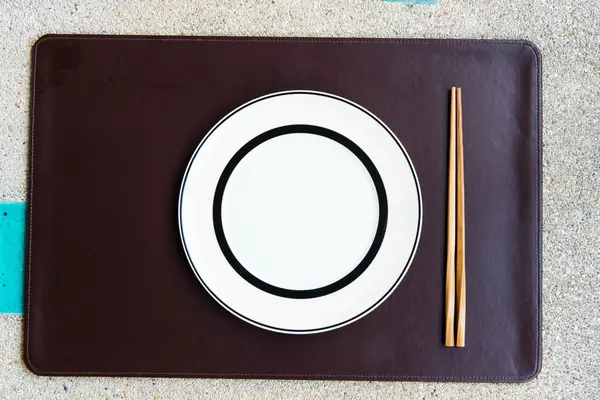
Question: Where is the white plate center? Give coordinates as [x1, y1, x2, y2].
[220, 132, 380, 291]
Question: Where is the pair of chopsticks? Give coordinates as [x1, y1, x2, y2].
[445, 87, 466, 348]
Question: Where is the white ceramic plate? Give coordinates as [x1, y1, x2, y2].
[179, 90, 422, 334]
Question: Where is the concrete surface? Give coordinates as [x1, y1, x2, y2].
[1, 0, 599, 398]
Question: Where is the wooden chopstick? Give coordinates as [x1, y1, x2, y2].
[455, 88, 466, 347]
[444, 87, 457, 347]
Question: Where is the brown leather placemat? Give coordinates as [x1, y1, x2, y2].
[25, 35, 542, 382]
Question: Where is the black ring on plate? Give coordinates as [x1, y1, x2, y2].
[213, 124, 388, 299]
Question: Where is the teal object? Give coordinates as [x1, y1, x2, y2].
[0, 203, 27, 314]
[382, 0, 439, 4]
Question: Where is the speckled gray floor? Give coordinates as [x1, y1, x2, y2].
[1, 1, 599, 399]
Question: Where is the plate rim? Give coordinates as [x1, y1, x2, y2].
[178, 90, 423, 334]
